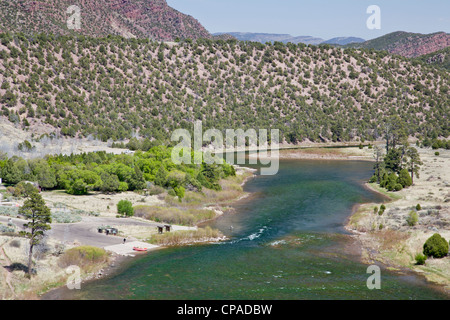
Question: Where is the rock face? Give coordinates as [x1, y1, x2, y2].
[388, 32, 450, 58]
[426, 53, 446, 64]
[0, 0, 211, 40]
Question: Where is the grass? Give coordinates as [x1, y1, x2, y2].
[149, 226, 224, 246]
[133, 205, 216, 226]
[134, 174, 252, 226]
[367, 183, 403, 201]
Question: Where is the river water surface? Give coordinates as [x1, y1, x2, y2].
[49, 159, 448, 299]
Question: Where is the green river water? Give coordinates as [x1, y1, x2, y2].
[47, 159, 448, 299]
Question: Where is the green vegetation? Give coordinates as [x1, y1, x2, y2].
[134, 205, 216, 226]
[117, 200, 134, 217]
[414, 253, 427, 265]
[423, 233, 449, 259]
[369, 116, 424, 191]
[59, 245, 109, 270]
[149, 226, 223, 246]
[415, 47, 450, 71]
[0, 33, 448, 145]
[18, 189, 52, 276]
[406, 211, 418, 227]
[419, 138, 450, 150]
[0, 146, 236, 198]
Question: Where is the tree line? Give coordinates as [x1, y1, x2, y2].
[0, 146, 236, 198]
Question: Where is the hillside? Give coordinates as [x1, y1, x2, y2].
[0, 0, 210, 41]
[415, 47, 450, 71]
[0, 33, 448, 146]
[346, 31, 450, 58]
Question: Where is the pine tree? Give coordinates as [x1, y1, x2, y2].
[405, 147, 422, 184]
[19, 191, 52, 277]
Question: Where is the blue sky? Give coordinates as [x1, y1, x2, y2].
[167, 0, 450, 40]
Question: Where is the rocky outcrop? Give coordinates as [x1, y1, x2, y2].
[388, 32, 450, 58]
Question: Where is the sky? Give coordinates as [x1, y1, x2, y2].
[167, 0, 450, 41]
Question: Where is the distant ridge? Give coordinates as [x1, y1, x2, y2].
[213, 32, 364, 45]
[322, 37, 365, 45]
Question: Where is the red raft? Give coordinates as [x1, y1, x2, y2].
[133, 247, 148, 252]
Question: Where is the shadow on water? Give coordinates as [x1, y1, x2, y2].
[44, 159, 449, 300]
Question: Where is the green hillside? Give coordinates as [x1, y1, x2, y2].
[0, 33, 448, 145]
[415, 47, 450, 71]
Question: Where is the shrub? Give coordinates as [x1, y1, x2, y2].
[406, 211, 418, 226]
[423, 233, 449, 258]
[434, 151, 439, 156]
[378, 204, 386, 215]
[147, 185, 165, 196]
[51, 211, 82, 223]
[0, 224, 15, 233]
[59, 245, 109, 269]
[416, 204, 421, 211]
[117, 200, 134, 217]
[415, 253, 427, 265]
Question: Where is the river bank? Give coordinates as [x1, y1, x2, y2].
[345, 147, 450, 293]
[3, 143, 448, 299]
[0, 164, 255, 299]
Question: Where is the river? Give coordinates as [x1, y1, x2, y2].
[46, 159, 448, 299]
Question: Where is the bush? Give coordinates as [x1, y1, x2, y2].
[51, 211, 82, 223]
[117, 200, 134, 217]
[423, 233, 449, 258]
[416, 204, 421, 211]
[0, 224, 15, 233]
[415, 253, 427, 265]
[406, 211, 418, 226]
[378, 204, 386, 215]
[59, 245, 109, 269]
[434, 151, 439, 156]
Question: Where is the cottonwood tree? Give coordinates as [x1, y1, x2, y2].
[19, 190, 52, 277]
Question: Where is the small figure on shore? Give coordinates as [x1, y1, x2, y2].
[123, 238, 127, 244]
